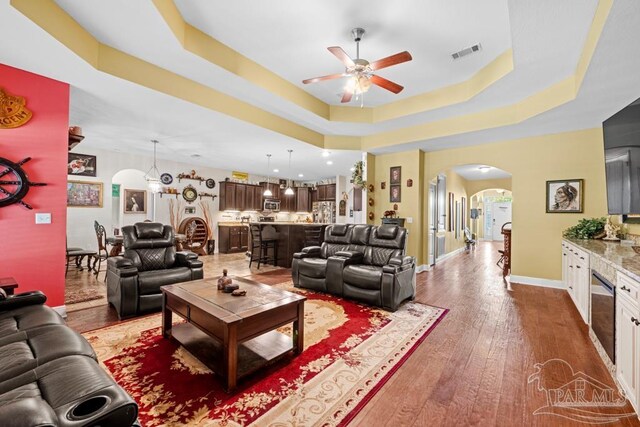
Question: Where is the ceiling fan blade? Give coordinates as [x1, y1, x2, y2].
[341, 91, 353, 103]
[370, 51, 413, 71]
[371, 75, 404, 94]
[328, 46, 355, 67]
[302, 73, 346, 84]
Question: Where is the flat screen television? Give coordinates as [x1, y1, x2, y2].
[602, 97, 640, 217]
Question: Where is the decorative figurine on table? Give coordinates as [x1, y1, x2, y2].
[217, 269, 232, 290]
[603, 216, 620, 241]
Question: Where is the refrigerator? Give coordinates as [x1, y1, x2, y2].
[312, 202, 335, 223]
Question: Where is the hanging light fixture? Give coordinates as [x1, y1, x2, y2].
[285, 149, 294, 196]
[145, 139, 162, 193]
[263, 154, 273, 197]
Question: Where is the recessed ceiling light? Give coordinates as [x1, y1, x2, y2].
[273, 169, 279, 173]
[191, 154, 201, 158]
[322, 151, 331, 157]
[478, 166, 491, 173]
[327, 161, 333, 165]
[298, 173, 304, 178]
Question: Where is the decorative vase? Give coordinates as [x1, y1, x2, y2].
[217, 269, 232, 290]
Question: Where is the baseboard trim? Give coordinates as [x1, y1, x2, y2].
[416, 264, 431, 273]
[510, 275, 565, 290]
[436, 247, 466, 263]
[52, 305, 67, 318]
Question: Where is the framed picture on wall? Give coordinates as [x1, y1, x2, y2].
[455, 201, 461, 239]
[448, 192, 454, 231]
[390, 185, 401, 203]
[67, 181, 103, 207]
[124, 189, 147, 214]
[67, 153, 96, 177]
[390, 166, 401, 184]
[461, 197, 467, 230]
[546, 179, 583, 213]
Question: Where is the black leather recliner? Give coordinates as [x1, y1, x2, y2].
[107, 222, 203, 319]
[292, 224, 416, 311]
[0, 291, 138, 426]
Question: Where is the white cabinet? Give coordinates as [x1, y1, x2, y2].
[616, 276, 640, 412]
[561, 240, 590, 324]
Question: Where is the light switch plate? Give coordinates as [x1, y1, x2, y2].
[406, 217, 413, 224]
[35, 213, 51, 224]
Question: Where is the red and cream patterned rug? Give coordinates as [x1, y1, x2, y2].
[84, 283, 447, 426]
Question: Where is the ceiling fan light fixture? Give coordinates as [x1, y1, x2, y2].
[345, 75, 372, 95]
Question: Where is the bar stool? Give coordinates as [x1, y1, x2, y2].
[249, 224, 278, 269]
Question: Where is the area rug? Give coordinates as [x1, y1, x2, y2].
[84, 283, 447, 426]
[65, 287, 105, 305]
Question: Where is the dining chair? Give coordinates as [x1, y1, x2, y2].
[94, 221, 110, 281]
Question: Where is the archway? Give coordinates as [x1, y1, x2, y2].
[426, 164, 512, 267]
[111, 168, 151, 231]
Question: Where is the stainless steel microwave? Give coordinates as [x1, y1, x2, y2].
[264, 199, 280, 211]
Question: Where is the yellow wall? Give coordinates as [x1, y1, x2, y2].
[422, 128, 607, 280]
[466, 178, 512, 198]
[370, 150, 424, 261]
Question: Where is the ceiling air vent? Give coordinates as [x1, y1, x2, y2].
[451, 43, 482, 60]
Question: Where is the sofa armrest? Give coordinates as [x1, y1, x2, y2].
[176, 251, 201, 268]
[0, 291, 47, 311]
[389, 256, 414, 267]
[383, 256, 415, 274]
[334, 251, 364, 262]
[293, 246, 322, 259]
[107, 256, 138, 278]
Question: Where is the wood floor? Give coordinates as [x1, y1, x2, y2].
[66, 242, 640, 426]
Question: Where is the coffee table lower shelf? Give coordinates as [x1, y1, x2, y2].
[170, 322, 295, 384]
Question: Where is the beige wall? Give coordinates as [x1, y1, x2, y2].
[466, 178, 512, 198]
[370, 150, 424, 261]
[422, 128, 607, 280]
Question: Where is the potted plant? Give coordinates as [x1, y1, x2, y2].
[563, 217, 607, 239]
[351, 160, 366, 189]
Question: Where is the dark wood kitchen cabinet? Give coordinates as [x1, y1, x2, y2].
[219, 182, 236, 211]
[316, 184, 336, 201]
[220, 182, 264, 211]
[295, 187, 311, 212]
[218, 225, 249, 253]
[245, 185, 262, 211]
[236, 184, 246, 211]
[260, 182, 280, 201]
[280, 188, 296, 212]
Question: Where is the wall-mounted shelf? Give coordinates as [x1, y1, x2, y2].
[177, 175, 206, 184]
[198, 193, 217, 200]
[68, 133, 84, 151]
[158, 192, 180, 199]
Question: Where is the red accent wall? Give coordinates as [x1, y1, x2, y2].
[0, 64, 69, 308]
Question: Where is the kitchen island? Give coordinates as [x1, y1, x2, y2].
[250, 222, 327, 268]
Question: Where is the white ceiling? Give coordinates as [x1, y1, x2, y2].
[1, 0, 636, 180]
[451, 164, 511, 181]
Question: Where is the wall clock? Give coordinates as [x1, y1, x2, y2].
[182, 185, 198, 203]
[0, 157, 46, 210]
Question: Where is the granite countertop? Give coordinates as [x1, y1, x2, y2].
[565, 237, 640, 282]
[217, 222, 249, 227]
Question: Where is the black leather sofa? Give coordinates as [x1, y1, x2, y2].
[292, 224, 416, 311]
[107, 222, 204, 319]
[0, 290, 138, 426]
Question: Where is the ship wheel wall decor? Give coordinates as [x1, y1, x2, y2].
[0, 157, 47, 210]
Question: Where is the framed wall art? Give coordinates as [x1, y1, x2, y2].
[67, 181, 103, 208]
[390, 166, 401, 185]
[124, 189, 147, 214]
[461, 197, 467, 230]
[390, 185, 401, 203]
[546, 179, 583, 213]
[448, 192, 454, 231]
[67, 153, 96, 177]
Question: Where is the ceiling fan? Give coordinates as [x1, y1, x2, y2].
[302, 28, 412, 104]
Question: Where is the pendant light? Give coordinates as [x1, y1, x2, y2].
[145, 139, 162, 193]
[285, 149, 294, 196]
[263, 154, 273, 197]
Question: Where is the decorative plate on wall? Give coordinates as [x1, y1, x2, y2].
[160, 173, 173, 184]
[182, 185, 198, 203]
[206, 178, 216, 189]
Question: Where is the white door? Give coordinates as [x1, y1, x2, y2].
[428, 183, 436, 266]
[491, 202, 512, 241]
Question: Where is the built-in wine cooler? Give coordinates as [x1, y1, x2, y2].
[591, 270, 615, 363]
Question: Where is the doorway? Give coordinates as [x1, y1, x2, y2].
[428, 182, 436, 266]
[491, 201, 512, 241]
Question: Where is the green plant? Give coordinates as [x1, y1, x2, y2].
[351, 160, 366, 188]
[563, 217, 606, 239]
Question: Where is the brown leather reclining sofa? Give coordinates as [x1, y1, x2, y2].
[0, 290, 138, 426]
[292, 224, 416, 311]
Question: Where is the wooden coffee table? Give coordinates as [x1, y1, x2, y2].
[161, 277, 305, 392]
